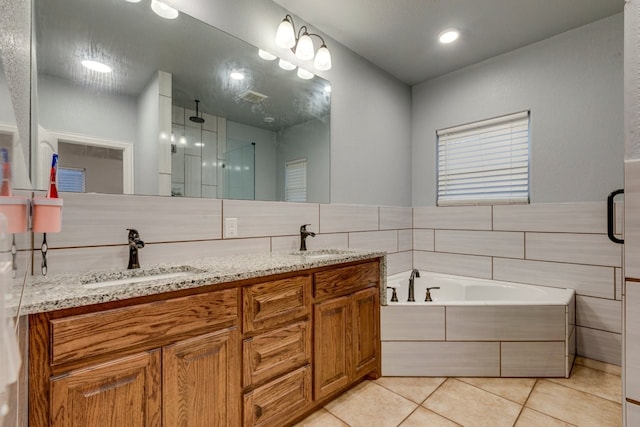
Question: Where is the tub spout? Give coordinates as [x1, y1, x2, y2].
[408, 268, 420, 302]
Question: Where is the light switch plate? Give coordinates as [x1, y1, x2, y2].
[225, 217, 238, 238]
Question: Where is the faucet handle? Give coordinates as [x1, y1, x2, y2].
[388, 286, 398, 302]
[426, 286, 440, 291]
[425, 286, 440, 302]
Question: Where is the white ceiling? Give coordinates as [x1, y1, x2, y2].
[272, 0, 624, 85]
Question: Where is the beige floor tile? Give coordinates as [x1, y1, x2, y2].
[324, 381, 418, 427]
[399, 407, 461, 427]
[294, 408, 349, 427]
[423, 379, 522, 427]
[547, 364, 622, 403]
[457, 377, 536, 404]
[515, 408, 576, 426]
[375, 377, 446, 403]
[525, 380, 621, 427]
[574, 356, 622, 376]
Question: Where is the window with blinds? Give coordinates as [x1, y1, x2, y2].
[437, 111, 530, 206]
[58, 167, 85, 193]
[285, 158, 307, 202]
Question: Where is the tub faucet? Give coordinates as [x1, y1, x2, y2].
[425, 286, 440, 302]
[299, 224, 316, 251]
[408, 268, 420, 302]
[127, 229, 145, 269]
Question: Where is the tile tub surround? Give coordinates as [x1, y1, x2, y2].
[381, 274, 575, 377]
[13, 250, 386, 315]
[414, 201, 623, 366]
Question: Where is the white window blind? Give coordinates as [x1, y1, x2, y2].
[58, 167, 85, 193]
[437, 111, 530, 206]
[285, 158, 307, 202]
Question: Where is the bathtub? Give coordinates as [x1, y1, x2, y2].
[381, 271, 576, 378]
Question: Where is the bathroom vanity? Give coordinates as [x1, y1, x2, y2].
[23, 251, 383, 426]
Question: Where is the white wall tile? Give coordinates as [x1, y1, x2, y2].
[446, 306, 566, 341]
[382, 341, 500, 376]
[158, 173, 171, 196]
[414, 251, 492, 279]
[576, 296, 621, 334]
[184, 155, 202, 198]
[526, 233, 622, 267]
[413, 229, 434, 251]
[319, 204, 379, 233]
[387, 251, 412, 275]
[493, 258, 614, 299]
[172, 105, 184, 125]
[627, 403, 640, 427]
[435, 230, 524, 258]
[501, 342, 566, 377]
[576, 326, 621, 366]
[413, 206, 491, 230]
[201, 185, 216, 199]
[202, 113, 218, 132]
[171, 142, 184, 184]
[616, 268, 623, 300]
[379, 206, 412, 230]
[43, 193, 222, 248]
[158, 70, 171, 97]
[349, 230, 398, 253]
[271, 233, 349, 253]
[493, 202, 607, 233]
[223, 200, 318, 239]
[202, 130, 217, 186]
[626, 283, 640, 399]
[398, 230, 413, 252]
[625, 160, 640, 279]
[158, 95, 172, 174]
[381, 306, 445, 340]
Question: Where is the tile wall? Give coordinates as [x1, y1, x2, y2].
[414, 202, 623, 365]
[29, 194, 622, 365]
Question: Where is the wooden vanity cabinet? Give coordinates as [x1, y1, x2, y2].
[313, 262, 381, 400]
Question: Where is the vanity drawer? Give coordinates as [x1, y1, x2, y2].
[314, 261, 379, 300]
[243, 365, 312, 427]
[50, 288, 238, 366]
[243, 275, 311, 333]
[243, 321, 311, 388]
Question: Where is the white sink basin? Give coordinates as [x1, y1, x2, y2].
[82, 271, 194, 289]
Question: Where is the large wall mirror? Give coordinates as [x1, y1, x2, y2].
[33, 0, 331, 203]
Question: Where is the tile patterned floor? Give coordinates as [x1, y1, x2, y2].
[295, 357, 622, 427]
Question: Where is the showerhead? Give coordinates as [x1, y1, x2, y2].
[189, 99, 205, 124]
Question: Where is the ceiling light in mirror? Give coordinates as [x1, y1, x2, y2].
[297, 67, 314, 80]
[439, 29, 460, 44]
[151, 0, 178, 19]
[278, 59, 296, 70]
[81, 59, 112, 73]
[230, 71, 245, 80]
[125, 0, 141, 2]
[324, 85, 331, 93]
[258, 49, 277, 60]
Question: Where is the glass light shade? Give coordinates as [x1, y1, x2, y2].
[258, 49, 277, 60]
[230, 71, 245, 80]
[297, 67, 314, 80]
[151, 0, 179, 20]
[81, 60, 112, 73]
[278, 59, 296, 70]
[295, 33, 315, 61]
[275, 18, 296, 48]
[314, 45, 332, 71]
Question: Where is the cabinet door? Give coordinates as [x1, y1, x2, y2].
[313, 296, 350, 399]
[50, 350, 161, 427]
[352, 287, 380, 379]
[163, 328, 240, 427]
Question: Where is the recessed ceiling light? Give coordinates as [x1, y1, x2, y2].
[297, 67, 314, 80]
[324, 85, 332, 93]
[151, 0, 179, 19]
[124, 0, 141, 3]
[439, 29, 460, 44]
[81, 60, 112, 73]
[278, 59, 296, 71]
[263, 116, 275, 123]
[258, 49, 277, 61]
[230, 71, 245, 80]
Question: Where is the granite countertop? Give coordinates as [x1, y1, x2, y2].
[7, 249, 386, 316]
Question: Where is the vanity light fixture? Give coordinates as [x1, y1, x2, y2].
[151, 0, 179, 20]
[296, 67, 314, 80]
[438, 29, 460, 44]
[81, 59, 112, 73]
[258, 49, 277, 61]
[275, 14, 332, 71]
[278, 58, 296, 71]
[230, 71, 245, 80]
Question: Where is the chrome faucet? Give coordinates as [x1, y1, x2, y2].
[299, 224, 316, 251]
[127, 229, 145, 269]
[408, 268, 420, 302]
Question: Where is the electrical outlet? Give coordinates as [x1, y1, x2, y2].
[225, 217, 238, 238]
